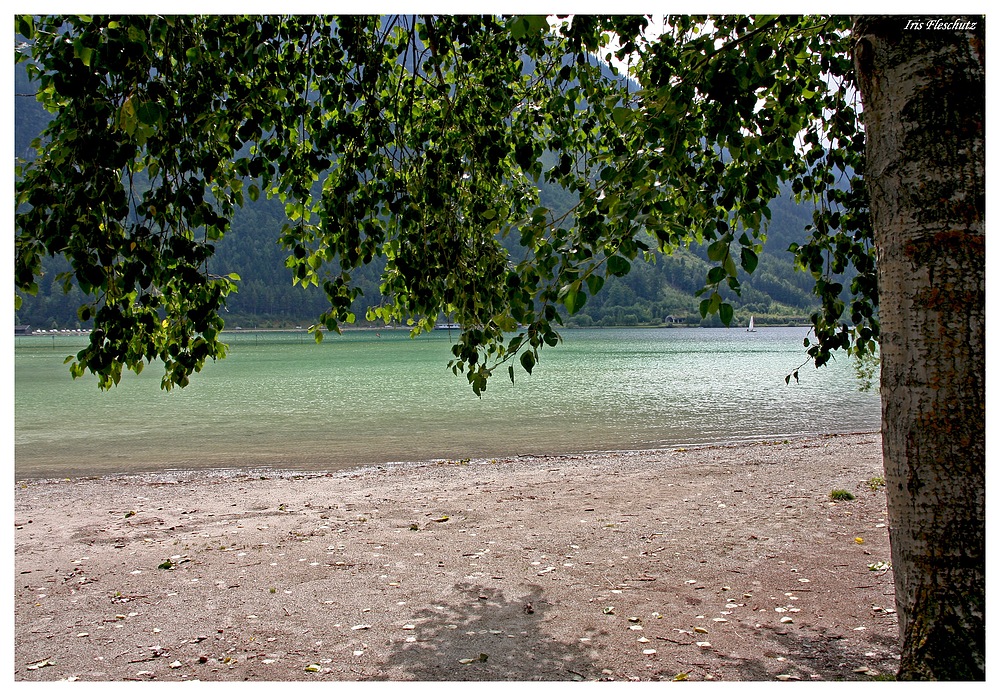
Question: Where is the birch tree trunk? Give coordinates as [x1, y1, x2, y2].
[852, 16, 985, 680]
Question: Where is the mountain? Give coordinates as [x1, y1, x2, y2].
[14, 59, 824, 331]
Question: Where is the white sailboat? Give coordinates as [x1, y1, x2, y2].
[747, 316, 756, 332]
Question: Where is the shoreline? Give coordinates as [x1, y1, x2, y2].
[15, 430, 881, 484]
[15, 432, 899, 682]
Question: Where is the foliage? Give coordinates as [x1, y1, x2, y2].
[866, 475, 885, 491]
[14, 15, 878, 393]
[852, 350, 880, 393]
[830, 488, 855, 501]
[12, 121, 826, 331]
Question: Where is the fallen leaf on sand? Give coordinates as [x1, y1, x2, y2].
[459, 653, 489, 664]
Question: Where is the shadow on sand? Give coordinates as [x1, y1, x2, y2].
[378, 581, 602, 681]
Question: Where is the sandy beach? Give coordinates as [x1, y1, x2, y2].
[14, 432, 900, 681]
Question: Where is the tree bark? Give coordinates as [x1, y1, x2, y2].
[852, 16, 985, 680]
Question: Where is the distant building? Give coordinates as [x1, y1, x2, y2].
[14, 325, 32, 336]
[663, 315, 686, 325]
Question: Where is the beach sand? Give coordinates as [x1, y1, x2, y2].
[14, 432, 900, 681]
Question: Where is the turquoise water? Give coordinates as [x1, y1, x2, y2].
[14, 327, 881, 479]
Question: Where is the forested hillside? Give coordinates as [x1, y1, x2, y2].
[14, 60, 823, 331]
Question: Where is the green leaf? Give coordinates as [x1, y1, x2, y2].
[723, 254, 738, 278]
[709, 292, 722, 314]
[585, 274, 605, 296]
[74, 44, 94, 67]
[606, 256, 631, 277]
[562, 280, 585, 314]
[520, 350, 535, 375]
[119, 97, 138, 135]
[522, 16, 550, 35]
[719, 302, 734, 326]
[706, 239, 729, 262]
[740, 247, 759, 274]
[508, 15, 548, 39]
[136, 101, 163, 127]
[612, 106, 631, 129]
[15, 15, 34, 39]
[492, 314, 518, 332]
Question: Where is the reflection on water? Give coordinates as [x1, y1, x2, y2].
[14, 327, 880, 479]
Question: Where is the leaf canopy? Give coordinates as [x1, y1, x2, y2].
[15, 14, 876, 392]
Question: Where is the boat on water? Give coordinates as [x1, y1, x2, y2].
[747, 316, 756, 332]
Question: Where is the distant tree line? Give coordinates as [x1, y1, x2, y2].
[14, 56, 823, 332]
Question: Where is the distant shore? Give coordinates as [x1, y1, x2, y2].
[15, 432, 899, 682]
[216, 322, 818, 333]
[17, 323, 817, 338]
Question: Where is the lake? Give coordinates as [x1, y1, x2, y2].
[13, 327, 881, 479]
